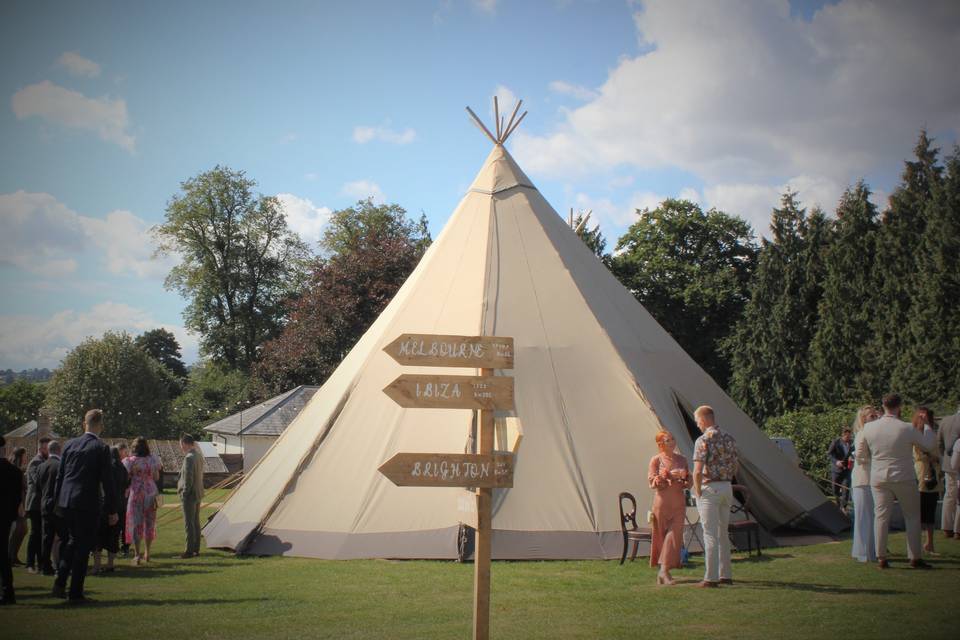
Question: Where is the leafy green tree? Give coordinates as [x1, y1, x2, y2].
[254, 200, 431, 395]
[863, 132, 942, 398]
[0, 380, 46, 433]
[610, 199, 757, 388]
[726, 192, 831, 424]
[44, 332, 171, 438]
[808, 181, 880, 404]
[170, 362, 250, 434]
[135, 328, 188, 379]
[897, 145, 960, 401]
[154, 166, 310, 372]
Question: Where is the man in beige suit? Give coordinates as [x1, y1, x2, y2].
[177, 434, 204, 559]
[857, 393, 936, 569]
[938, 407, 960, 538]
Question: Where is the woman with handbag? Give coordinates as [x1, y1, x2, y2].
[122, 437, 160, 566]
[913, 407, 941, 555]
[647, 431, 691, 586]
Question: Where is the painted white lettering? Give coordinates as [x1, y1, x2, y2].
[412, 462, 422, 477]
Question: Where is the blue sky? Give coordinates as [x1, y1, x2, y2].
[1, 0, 958, 370]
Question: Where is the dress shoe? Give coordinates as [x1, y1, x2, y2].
[877, 559, 890, 569]
[51, 584, 67, 599]
[943, 530, 954, 538]
[910, 559, 932, 569]
[719, 578, 734, 585]
[697, 580, 719, 588]
[26, 566, 38, 574]
[179, 551, 197, 559]
[67, 595, 93, 606]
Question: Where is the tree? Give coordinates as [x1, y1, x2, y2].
[135, 329, 188, 398]
[726, 192, 831, 424]
[897, 145, 960, 402]
[808, 181, 880, 404]
[572, 212, 608, 261]
[170, 362, 250, 435]
[44, 332, 171, 438]
[254, 200, 430, 395]
[154, 166, 310, 372]
[610, 199, 757, 388]
[0, 379, 46, 433]
[863, 131, 942, 398]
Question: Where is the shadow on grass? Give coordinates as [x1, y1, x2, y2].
[732, 579, 905, 595]
[21, 596, 264, 609]
[731, 553, 794, 563]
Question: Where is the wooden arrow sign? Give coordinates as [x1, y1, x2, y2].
[383, 374, 514, 411]
[378, 452, 514, 488]
[383, 334, 514, 369]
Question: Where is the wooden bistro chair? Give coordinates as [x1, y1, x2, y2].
[729, 484, 762, 556]
[618, 492, 652, 565]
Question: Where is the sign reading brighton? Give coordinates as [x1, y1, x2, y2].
[383, 334, 514, 369]
[383, 374, 515, 411]
[378, 452, 515, 489]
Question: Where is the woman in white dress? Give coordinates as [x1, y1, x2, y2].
[851, 405, 879, 562]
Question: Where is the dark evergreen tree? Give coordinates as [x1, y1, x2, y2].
[571, 212, 609, 262]
[808, 181, 880, 404]
[726, 191, 831, 423]
[863, 131, 942, 398]
[897, 145, 960, 402]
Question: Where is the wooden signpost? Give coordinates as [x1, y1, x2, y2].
[379, 333, 515, 640]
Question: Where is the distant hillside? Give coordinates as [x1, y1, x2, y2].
[1, 369, 53, 384]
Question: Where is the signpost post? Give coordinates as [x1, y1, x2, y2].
[379, 334, 515, 640]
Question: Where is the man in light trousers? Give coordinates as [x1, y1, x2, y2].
[939, 407, 960, 538]
[692, 405, 739, 588]
[857, 393, 936, 569]
[177, 434, 204, 559]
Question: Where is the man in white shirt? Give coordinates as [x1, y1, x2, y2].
[938, 407, 960, 538]
[856, 393, 937, 569]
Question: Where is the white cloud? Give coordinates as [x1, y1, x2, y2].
[514, 0, 960, 230]
[0, 191, 167, 279]
[11, 80, 135, 151]
[56, 52, 101, 78]
[473, 0, 498, 14]
[0, 302, 199, 370]
[548, 80, 599, 101]
[341, 180, 385, 204]
[279, 132, 298, 144]
[352, 124, 416, 145]
[276, 193, 332, 245]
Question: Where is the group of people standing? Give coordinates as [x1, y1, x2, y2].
[0, 409, 205, 605]
[845, 395, 960, 568]
[646, 404, 740, 587]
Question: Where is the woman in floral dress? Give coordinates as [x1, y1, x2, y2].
[122, 437, 160, 565]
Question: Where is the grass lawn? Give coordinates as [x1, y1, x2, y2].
[4, 499, 958, 640]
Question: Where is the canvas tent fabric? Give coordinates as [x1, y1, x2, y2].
[204, 143, 846, 560]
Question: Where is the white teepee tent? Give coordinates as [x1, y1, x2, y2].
[203, 106, 846, 560]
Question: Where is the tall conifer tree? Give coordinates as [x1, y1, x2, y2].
[808, 181, 879, 404]
[863, 131, 942, 398]
[727, 192, 830, 423]
[897, 145, 960, 401]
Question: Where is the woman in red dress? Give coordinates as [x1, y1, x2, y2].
[648, 431, 691, 585]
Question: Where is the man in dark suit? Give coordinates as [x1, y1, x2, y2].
[24, 436, 50, 573]
[52, 409, 119, 604]
[37, 440, 64, 575]
[828, 428, 855, 511]
[0, 435, 25, 605]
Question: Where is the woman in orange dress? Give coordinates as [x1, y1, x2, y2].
[648, 431, 691, 585]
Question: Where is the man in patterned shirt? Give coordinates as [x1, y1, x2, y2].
[692, 405, 739, 588]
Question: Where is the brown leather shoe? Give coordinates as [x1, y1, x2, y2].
[910, 559, 932, 569]
[697, 580, 719, 588]
[719, 578, 734, 585]
[943, 530, 954, 538]
[877, 559, 890, 569]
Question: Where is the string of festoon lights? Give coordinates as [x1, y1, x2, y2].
[7, 398, 278, 428]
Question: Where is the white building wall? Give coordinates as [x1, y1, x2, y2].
[242, 436, 277, 471]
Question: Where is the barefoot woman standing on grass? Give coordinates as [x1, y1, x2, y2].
[123, 437, 160, 565]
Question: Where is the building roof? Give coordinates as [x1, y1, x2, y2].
[203, 385, 320, 437]
[4, 420, 60, 439]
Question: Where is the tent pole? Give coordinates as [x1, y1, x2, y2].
[473, 369, 494, 640]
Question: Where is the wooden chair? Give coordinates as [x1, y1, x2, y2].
[618, 492, 652, 565]
[729, 484, 762, 556]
